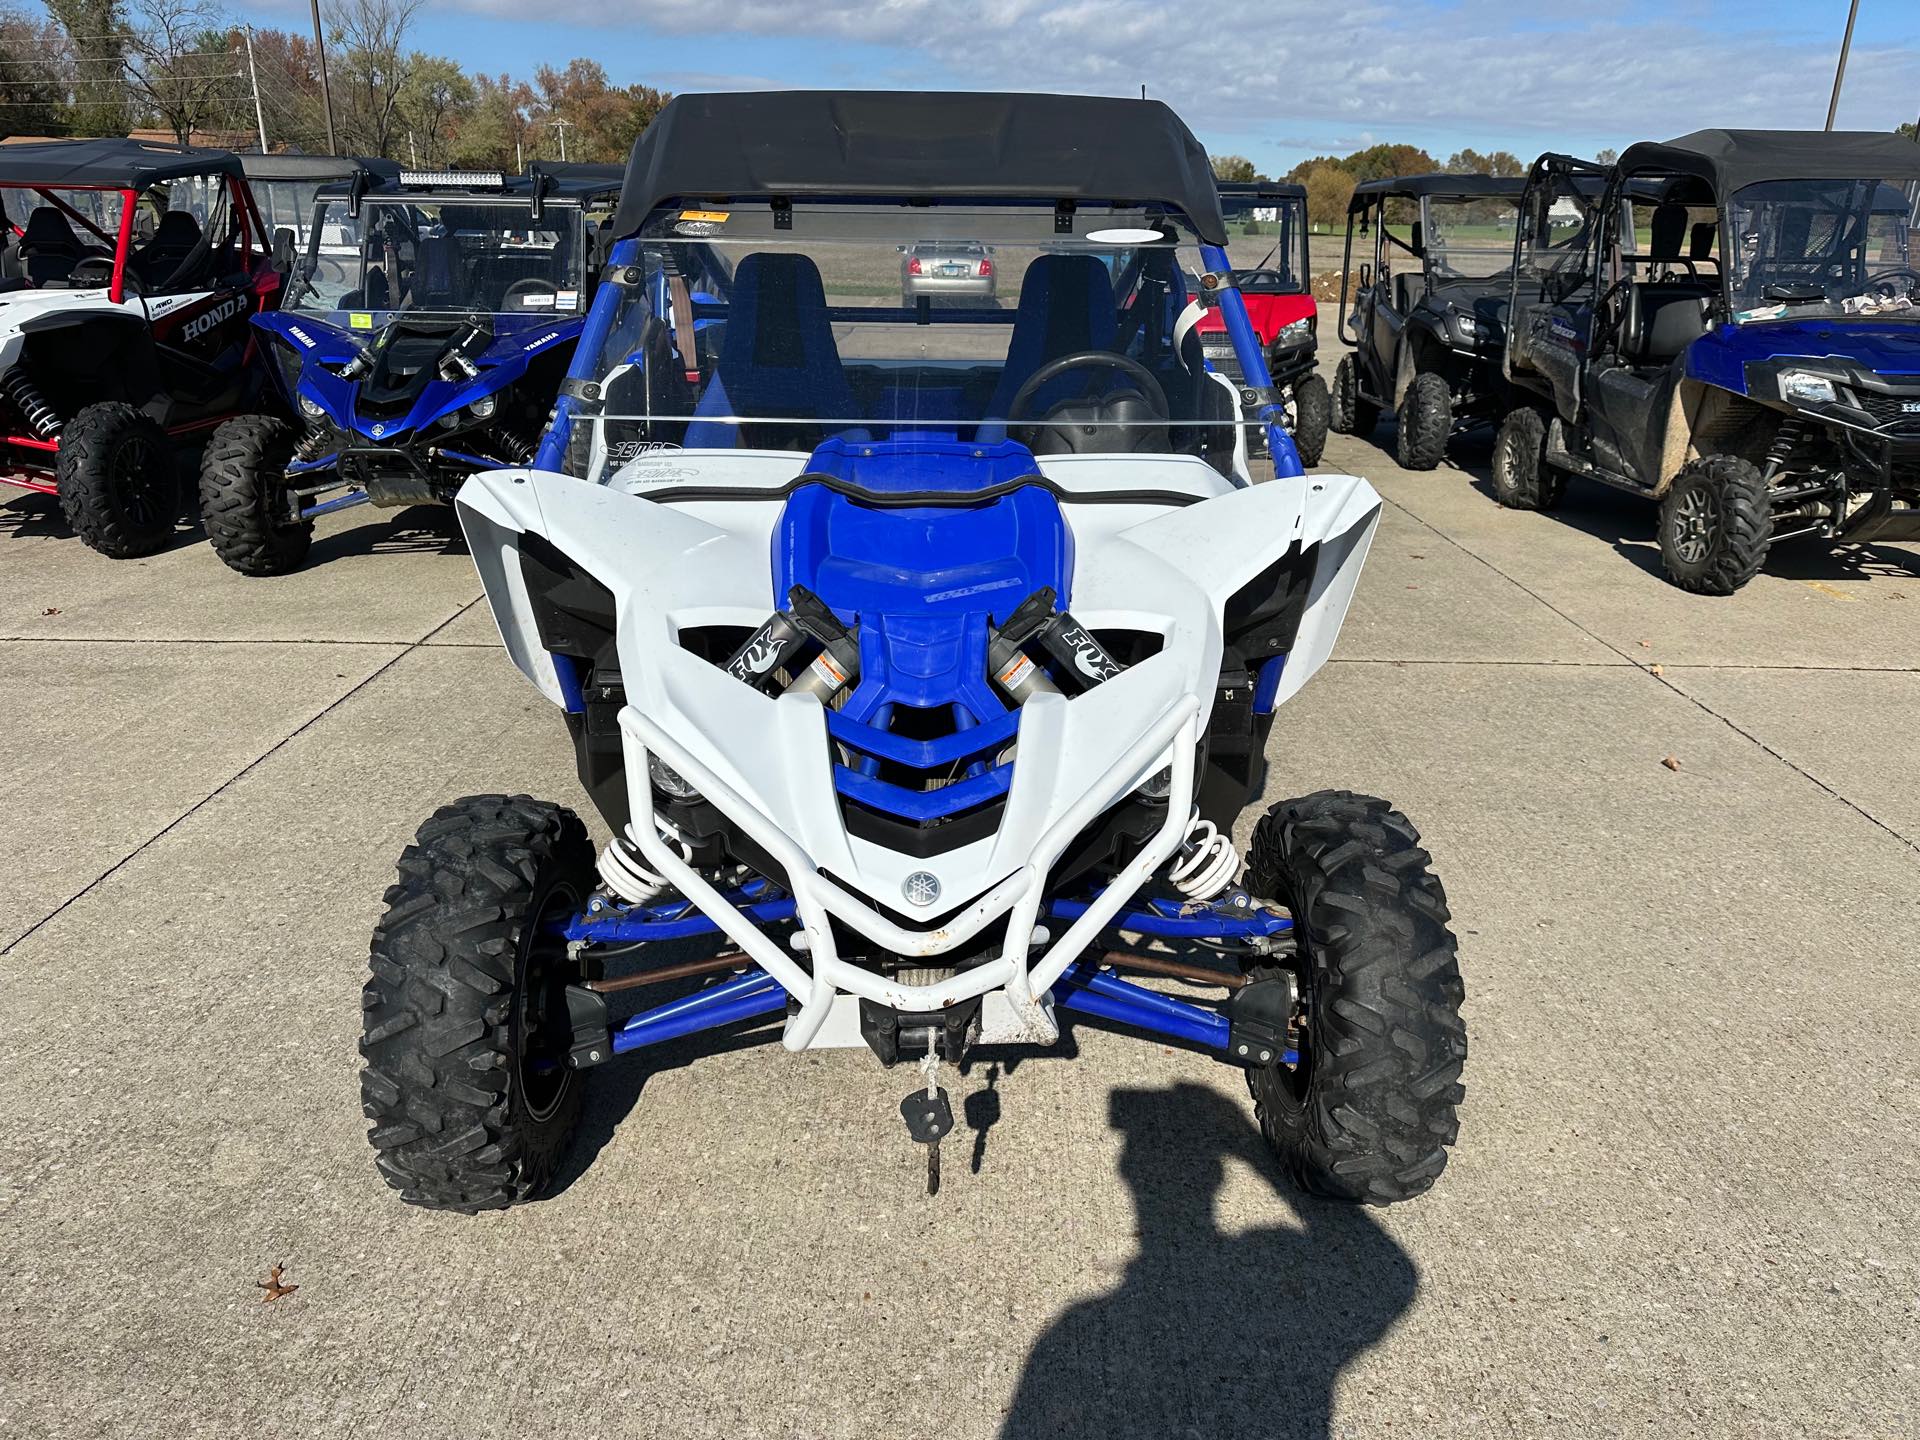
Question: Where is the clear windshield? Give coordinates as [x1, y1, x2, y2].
[1219, 195, 1307, 292]
[576, 200, 1245, 478]
[1, 176, 244, 293]
[1726, 178, 1918, 317]
[288, 197, 588, 317]
[1422, 195, 1520, 283]
[250, 179, 327, 244]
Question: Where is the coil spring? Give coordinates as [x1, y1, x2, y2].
[2, 367, 61, 439]
[1167, 809, 1240, 901]
[595, 821, 694, 905]
[293, 421, 334, 461]
[495, 418, 540, 464]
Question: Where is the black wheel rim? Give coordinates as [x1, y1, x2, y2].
[515, 880, 582, 1120]
[1671, 484, 1719, 565]
[114, 433, 166, 532]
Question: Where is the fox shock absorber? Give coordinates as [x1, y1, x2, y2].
[2, 368, 61, 439]
[987, 586, 1125, 701]
[723, 585, 862, 702]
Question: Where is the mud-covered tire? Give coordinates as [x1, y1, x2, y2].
[1244, 790, 1466, 1205]
[1394, 371, 1453, 471]
[1657, 454, 1771, 595]
[55, 401, 176, 558]
[199, 415, 311, 576]
[1289, 372, 1330, 467]
[1329, 354, 1377, 438]
[1489, 405, 1565, 510]
[361, 794, 597, 1213]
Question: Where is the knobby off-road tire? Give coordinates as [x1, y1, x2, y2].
[1489, 405, 1566, 510]
[1329, 354, 1377, 438]
[1657, 454, 1771, 595]
[1394, 371, 1453, 471]
[1244, 790, 1467, 1205]
[1289, 372, 1331, 467]
[361, 794, 596, 1213]
[199, 415, 311, 576]
[55, 401, 175, 558]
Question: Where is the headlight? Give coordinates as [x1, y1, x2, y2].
[649, 754, 699, 800]
[1453, 312, 1487, 342]
[1134, 765, 1173, 800]
[1275, 318, 1312, 347]
[467, 393, 497, 420]
[1780, 369, 1837, 406]
[297, 391, 325, 419]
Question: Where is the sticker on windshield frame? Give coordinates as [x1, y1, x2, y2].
[348, 312, 373, 330]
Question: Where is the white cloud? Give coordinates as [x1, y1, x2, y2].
[444, 0, 1920, 164]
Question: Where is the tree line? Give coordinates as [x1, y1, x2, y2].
[0, 0, 670, 168]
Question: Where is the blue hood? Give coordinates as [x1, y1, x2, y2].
[1689, 317, 1920, 392]
[254, 309, 583, 440]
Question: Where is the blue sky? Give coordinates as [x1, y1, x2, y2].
[255, 0, 1917, 174]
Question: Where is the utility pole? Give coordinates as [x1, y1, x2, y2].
[551, 118, 569, 162]
[309, 0, 337, 155]
[241, 25, 268, 152]
[1825, 0, 1861, 131]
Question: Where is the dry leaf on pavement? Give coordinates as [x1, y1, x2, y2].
[256, 1263, 299, 1302]
[1660, 755, 1681, 772]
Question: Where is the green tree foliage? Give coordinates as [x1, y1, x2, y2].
[43, 0, 127, 137]
[1211, 153, 1257, 183]
[1443, 147, 1524, 177]
[0, 7, 78, 137]
[1301, 162, 1356, 231]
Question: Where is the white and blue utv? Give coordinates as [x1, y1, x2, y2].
[358, 93, 1467, 1210]
[197, 164, 622, 575]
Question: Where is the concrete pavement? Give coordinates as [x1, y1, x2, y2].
[1, 407, 1916, 1438]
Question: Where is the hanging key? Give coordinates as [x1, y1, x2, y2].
[899, 1030, 953, 1195]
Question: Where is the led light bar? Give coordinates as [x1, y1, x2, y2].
[399, 170, 506, 188]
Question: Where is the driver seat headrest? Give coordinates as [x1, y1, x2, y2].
[1649, 202, 1687, 260]
[19, 207, 82, 255]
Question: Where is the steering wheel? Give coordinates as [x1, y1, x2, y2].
[1234, 268, 1293, 291]
[69, 255, 138, 293]
[502, 277, 559, 308]
[1007, 349, 1169, 423]
[1867, 269, 1920, 301]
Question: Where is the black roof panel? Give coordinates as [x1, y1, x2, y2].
[610, 90, 1229, 244]
[0, 136, 243, 188]
[239, 153, 400, 183]
[1616, 128, 1920, 194]
[1350, 173, 1526, 209]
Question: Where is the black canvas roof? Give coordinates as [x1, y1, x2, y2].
[610, 90, 1230, 244]
[1615, 128, 1920, 195]
[1350, 173, 1526, 210]
[0, 136, 243, 188]
[239, 153, 400, 183]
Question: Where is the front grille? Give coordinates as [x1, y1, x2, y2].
[1853, 389, 1920, 434]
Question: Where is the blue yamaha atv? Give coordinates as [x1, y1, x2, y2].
[358, 92, 1467, 1212]
[1499, 130, 1920, 593]
[197, 164, 622, 575]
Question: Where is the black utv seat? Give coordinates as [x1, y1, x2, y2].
[134, 209, 203, 288]
[13, 208, 84, 284]
[1620, 281, 1712, 365]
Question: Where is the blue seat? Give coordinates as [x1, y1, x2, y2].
[984, 254, 1120, 422]
[685, 252, 860, 448]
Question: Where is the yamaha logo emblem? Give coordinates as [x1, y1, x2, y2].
[371, 423, 386, 437]
[902, 871, 941, 908]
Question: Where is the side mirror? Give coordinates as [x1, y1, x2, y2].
[272, 227, 295, 272]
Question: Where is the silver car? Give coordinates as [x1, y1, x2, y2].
[901, 241, 996, 304]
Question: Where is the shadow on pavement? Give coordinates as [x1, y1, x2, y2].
[1000, 1083, 1416, 1440]
[307, 505, 469, 564]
